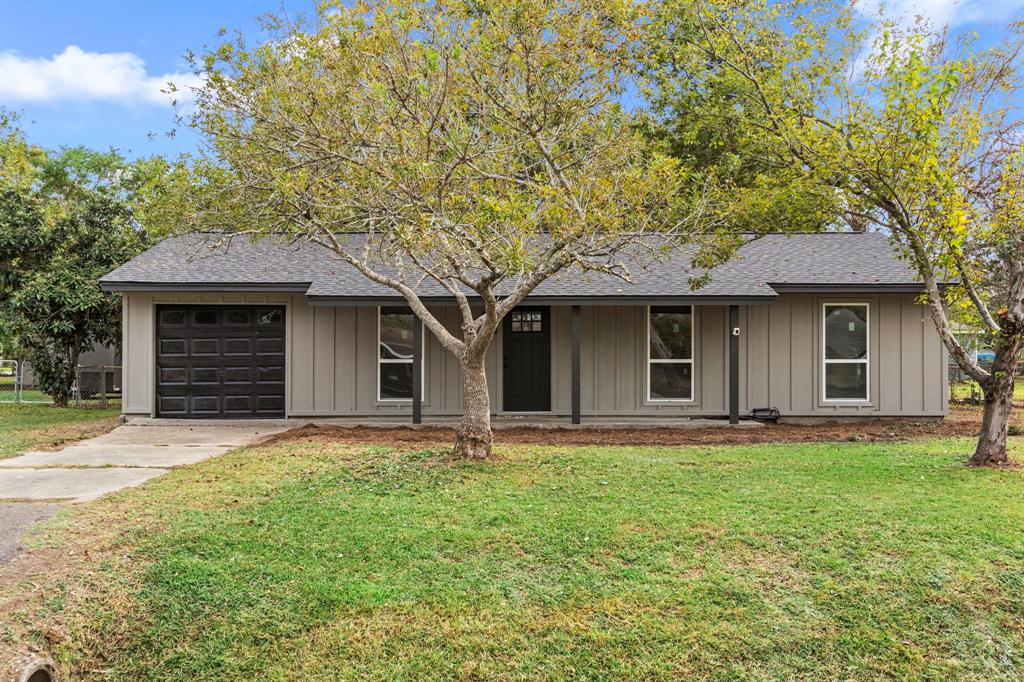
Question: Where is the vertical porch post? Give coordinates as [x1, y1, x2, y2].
[729, 304, 740, 425]
[412, 315, 422, 425]
[571, 305, 581, 424]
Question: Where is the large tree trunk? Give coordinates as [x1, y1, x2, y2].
[970, 327, 1020, 467]
[453, 356, 493, 459]
[971, 375, 1015, 466]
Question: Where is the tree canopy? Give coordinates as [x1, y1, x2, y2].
[646, 0, 1024, 464]
[0, 115, 155, 405]
[152, 0, 715, 457]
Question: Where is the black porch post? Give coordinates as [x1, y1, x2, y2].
[729, 305, 740, 425]
[412, 315, 422, 425]
[571, 305, 581, 424]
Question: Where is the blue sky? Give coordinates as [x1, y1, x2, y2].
[2, 0, 1023, 159]
[0, 0, 317, 157]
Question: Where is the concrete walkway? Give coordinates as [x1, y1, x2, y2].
[0, 423, 289, 563]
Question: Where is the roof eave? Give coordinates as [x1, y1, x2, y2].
[768, 283, 928, 294]
[305, 293, 778, 306]
[99, 281, 312, 293]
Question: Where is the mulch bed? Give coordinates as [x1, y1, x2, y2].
[263, 406, 1017, 449]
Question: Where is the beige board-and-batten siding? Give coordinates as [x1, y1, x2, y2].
[120, 292, 947, 419]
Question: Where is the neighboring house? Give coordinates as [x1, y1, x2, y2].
[79, 342, 121, 367]
[15, 342, 120, 390]
[99, 232, 947, 423]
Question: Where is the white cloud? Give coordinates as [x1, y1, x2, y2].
[0, 45, 200, 107]
[855, 0, 1024, 29]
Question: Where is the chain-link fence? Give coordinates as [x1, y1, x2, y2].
[0, 360, 16, 403]
[16, 360, 53, 403]
[0, 359, 54, 404]
[74, 365, 122, 408]
[0, 360, 122, 406]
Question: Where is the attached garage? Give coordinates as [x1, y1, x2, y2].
[155, 305, 286, 418]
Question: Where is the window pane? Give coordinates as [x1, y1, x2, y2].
[159, 309, 186, 326]
[649, 362, 692, 400]
[194, 309, 219, 326]
[380, 311, 414, 360]
[649, 307, 692, 360]
[825, 305, 867, 359]
[257, 308, 284, 326]
[224, 309, 251, 325]
[510, 310, 542, 333]
[380, 363, 414, 399]
[825, 362, 868, 400]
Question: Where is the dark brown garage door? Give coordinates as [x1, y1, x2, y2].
[155, 305, 286, 418]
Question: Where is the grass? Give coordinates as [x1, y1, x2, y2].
[950, 380, 1024, 402]
[15, 433, 1024, 680]
[0, 403, 120, 459]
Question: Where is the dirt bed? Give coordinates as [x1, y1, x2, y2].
[265, 407, 1017, 450]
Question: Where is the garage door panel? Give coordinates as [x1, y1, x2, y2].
[223, 367, 253, 384]
[159, 338, 187, 356]
[190, 394, 221, 414]
[190, 338, 221, 355]
[256, 336, 285, 354]
[256, 365, 285, 383]
[190, 367, 221, 384]
[159, 367, 188, 385]
[223, 338, 254, 355]
[224, 395, 256, 413]
[158, 395, 188, 415]
[257, 395, 286, 412]
[156, 305, 285, 418]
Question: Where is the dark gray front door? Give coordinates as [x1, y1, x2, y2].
[502, 307, 551, 412]
[155, 305, 286, 418]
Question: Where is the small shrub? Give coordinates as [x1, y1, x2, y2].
[1009, 425, 1023, 437]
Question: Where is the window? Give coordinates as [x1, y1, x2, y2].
[257, 308, 284, 326]
[158, 309, 186, 326]
[224, 309, 251, 326]
[823, 303, 869, 401]
[378, 307, 424, 401]
[647, 306, 694, 401]
[510, 310, 544, 333]
[193, 309, 219, 326]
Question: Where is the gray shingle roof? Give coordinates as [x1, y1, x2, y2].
[100, 232, 921, 301]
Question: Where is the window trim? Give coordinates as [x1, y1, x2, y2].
[646, 305, 695, 403]
[376, 306, 426, 403]
[821, 302, 870, 403]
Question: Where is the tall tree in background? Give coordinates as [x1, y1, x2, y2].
[0, 117, 152, 406]
[155, 0, 702, 459]
[646, 0, 1024, 465]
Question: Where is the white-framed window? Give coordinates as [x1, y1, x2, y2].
[377, 307, 425, 401]
[647, 305, 694, 401]
[822, 303, 869, 401]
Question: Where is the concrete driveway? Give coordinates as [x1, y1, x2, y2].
[0, 422, 289, 563]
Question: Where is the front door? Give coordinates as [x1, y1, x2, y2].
[502, 307, 551, 412]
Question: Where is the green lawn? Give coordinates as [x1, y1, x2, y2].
[0, 403, 120, 459]
[19, 433, 1024, 680]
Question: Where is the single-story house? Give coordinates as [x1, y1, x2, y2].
[99, 232, 948, 423]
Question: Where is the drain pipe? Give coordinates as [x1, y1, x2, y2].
[19, 657, 59, 682]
